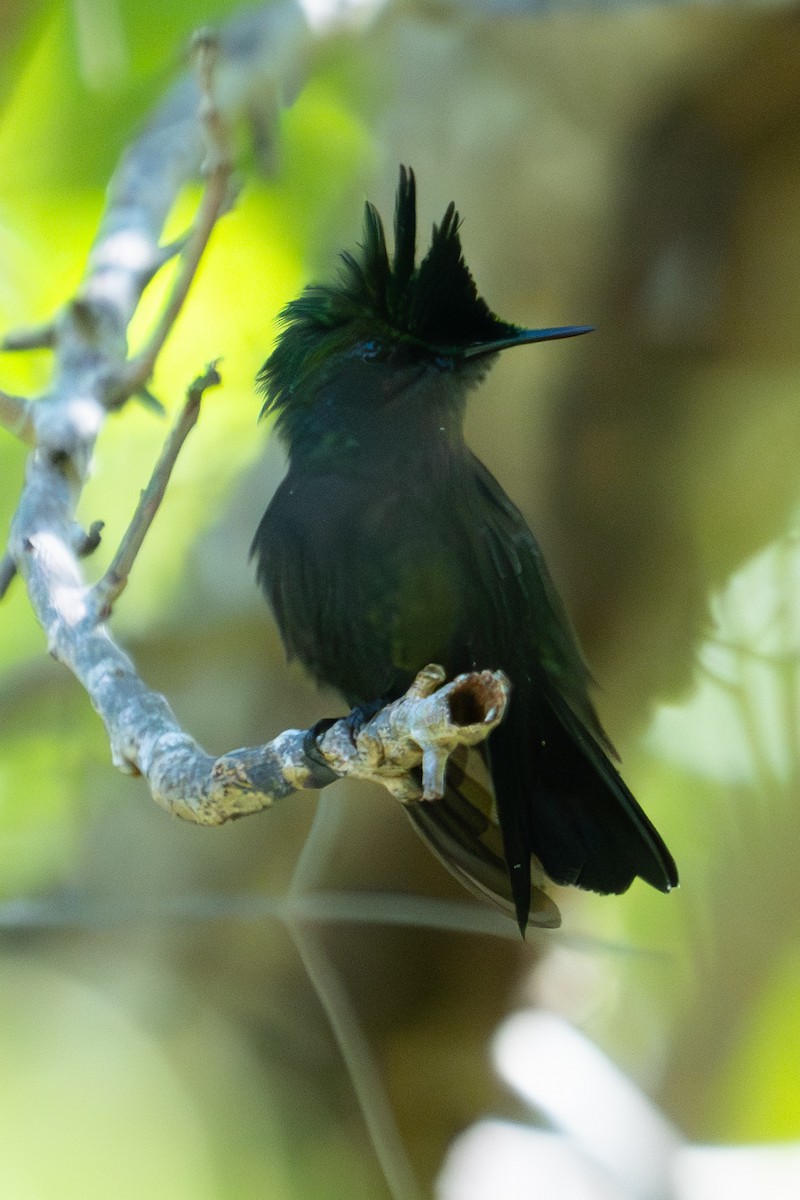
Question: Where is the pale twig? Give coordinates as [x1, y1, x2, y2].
[74, 519, 105, 557]
[122, 30, 236, 394]
[2, 320, 56, 353]
[91, 363, 220, 619]
[0, 890, 516, 940]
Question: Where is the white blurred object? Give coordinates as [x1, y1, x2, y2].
[494, 1011, 680, 1198]
[437, 1009, 800, 1200]
[675, 1143, 800, 1200]
[296, 0, 388, 33]
[437, 1120, 631, 1200]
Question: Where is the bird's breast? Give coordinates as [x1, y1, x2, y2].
[256, 464, 470, 704]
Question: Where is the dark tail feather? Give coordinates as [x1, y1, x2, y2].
[489, 693, 678, 921]
[404, 747, 561, 932]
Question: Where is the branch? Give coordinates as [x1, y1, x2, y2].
[0, 17, 517, 1200]
[107, 665, 508, 823]
[2, 320, 56, 353]
[318, 664, 510, 800]
[91, 363, 221, 619]
[0, 8, 508, 826]
[0, 518, 105, 602]
[120, 30, 237, 396]
[0, 555, 15, 600]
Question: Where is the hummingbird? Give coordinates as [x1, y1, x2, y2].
[252, 167, 677, 932]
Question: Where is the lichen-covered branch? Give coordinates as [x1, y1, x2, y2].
[0, 5, 508, 829]
[110, 664, 508, 823]
[121, 32, 236, 395]
[318, 664, 510, 801]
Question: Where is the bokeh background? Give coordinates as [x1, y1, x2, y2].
[1, 1, 800, 1197]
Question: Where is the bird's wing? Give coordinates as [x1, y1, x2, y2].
[465, 454, 610, 747]
[460, 455, 677, 912]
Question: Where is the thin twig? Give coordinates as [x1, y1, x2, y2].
[2, 321, 56, 353]
[0, 555, 16, 600]
[91, 362, 220, 619]
[74, 519, 105, 558]
[289, 923, 425, 1200]
[121, 30, 236, 394]
[288, 790, 349, 897]
[0, 889, 516, 939]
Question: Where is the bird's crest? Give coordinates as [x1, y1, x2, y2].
[259, 167, 519, 414]
[341, 165, 519, 348]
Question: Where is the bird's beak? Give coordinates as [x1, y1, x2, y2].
[462, 325, 593, 359]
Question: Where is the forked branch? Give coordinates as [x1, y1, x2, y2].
[0, 7, 507, 827]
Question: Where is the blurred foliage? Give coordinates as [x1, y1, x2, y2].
[1, 1, 800, 1198]
[719, 941, 800, 1143]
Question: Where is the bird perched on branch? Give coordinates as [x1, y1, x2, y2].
[252, 167, 677, 932]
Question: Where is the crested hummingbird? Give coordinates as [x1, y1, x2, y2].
[252, 167, 678, 932]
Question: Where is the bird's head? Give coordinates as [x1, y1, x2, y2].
[258, 167, 590, 438]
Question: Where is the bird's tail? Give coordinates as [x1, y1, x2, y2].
[489, 689, 678, 931]
[404, 745, 561, 931]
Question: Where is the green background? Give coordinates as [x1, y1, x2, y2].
[1, 2, 800, 1196]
